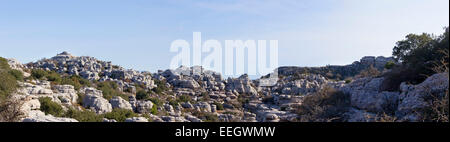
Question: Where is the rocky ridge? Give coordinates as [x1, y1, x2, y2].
[4, 52, 446, 122]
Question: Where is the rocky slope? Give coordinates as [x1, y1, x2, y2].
[3, 52, 447, 122]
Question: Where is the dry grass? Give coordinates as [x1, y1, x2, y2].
[295, 86, 351, 122]
[0, 97, 25, 122]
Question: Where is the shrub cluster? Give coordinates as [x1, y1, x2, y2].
[103, 108, 138, 122]
[295, 86, 351, 122]
[0, 57, 19, 101]
[39, 97, 64, 117]
[96, 81, 128, 101]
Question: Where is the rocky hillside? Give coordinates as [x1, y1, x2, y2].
[0, 52, 448, 122]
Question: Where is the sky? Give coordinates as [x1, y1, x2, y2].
[0, 0, 449, 76]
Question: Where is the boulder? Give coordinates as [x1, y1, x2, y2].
[109, 96, 133, 110]
[82, 88, 112, 114]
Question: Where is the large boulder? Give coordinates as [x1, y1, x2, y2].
[109, 96, 133, 110]
[81, 88, 112, 114]
[135, 100, 154, 114]
[225, 74, 258, 96]
[53, 85, 78, 104]
[340, 77, 399, 113]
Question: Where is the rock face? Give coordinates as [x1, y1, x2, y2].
[81, 88, 112, 114]
[271, 74, 331, 95]
[23, 110, 78, 122]
[340, 77, 399, 113]
[135, 101, 154, 114]
[53, 85, 79, 105]
[277, 56, 396, 80]
[26, 52, 155, 90]
[226, 74, 258, 96]
[109, 96, 133, 110]
[396, 73, 449, 121]
[6, 52, 446, 122]
[339, 73, 449, 121]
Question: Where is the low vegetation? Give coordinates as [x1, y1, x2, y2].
[39, 97, 64, 117]
[103, 108, 138, 122]
[382, 27, 449, 91]
[295, 86, 351, 122]
[0, 97, 25, 122]
[64, 108, 103, 122]
[0, 57, 19, 101]
[96, 81, 128, 101]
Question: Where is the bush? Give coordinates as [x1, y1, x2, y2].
[0, 71, 18, 101]
[8, 70, 23, 81]
[0, 57, 11, 70]
[417, 85, 449, 122]
[356, 65, 380, 78]
[152, 80, 169, 94]
[168, 99, 179, 107]
[56, 75, 92, 90]
[295, 86, 351, 122]
[148, 97, 163, 107]
[97, 81, 128, 101]
[136, 90, 149, 100]
[384, 27, 449, 91]
[381, 65, 426, 91]
[0, 57, 19, 101]
[345, 79, 352, 84]
[214, 102, 224, 111]
[384, 61, 396, 70]
[103, 108, 138, 122]
[64, 109, 103, 122]
[31, 69, 48, 80]
[151, 105, 158, 115]
[46, 71, 62, 82]
[77, 93, 85, 105]
[39, 97, 64, 117]
[177, 95, 191, 103]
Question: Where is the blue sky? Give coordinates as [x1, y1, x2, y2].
[0, 0, 449, 75]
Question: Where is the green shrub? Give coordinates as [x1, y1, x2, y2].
[0, 58, 10, 70]
[60, 75, 91, 90]
[177, 95, 191, 103]
[151, 105, 158, 115]
[136, 90, 149, 100]
[384, 61, 396, 69]
[168, 99, 179, 107]
[97, 81, 128, 101]
[46, 71, 61, 82]
[345, 79, 352, 84]
[214, 102, 224, 110]
[152, 80, 169, 94]
[77, 93, 85, 105]
[384, 27, 449, 91]
[39, 97, 64, 117]
[0, 72, 18, 101]
[8, 70, 23, 81]
[0, 57, 19, 101]
[103, 108, 138, 122]
[64, 109, 103, 122]
[148, 97, 163, 107]
[31, 69, 48, 80]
